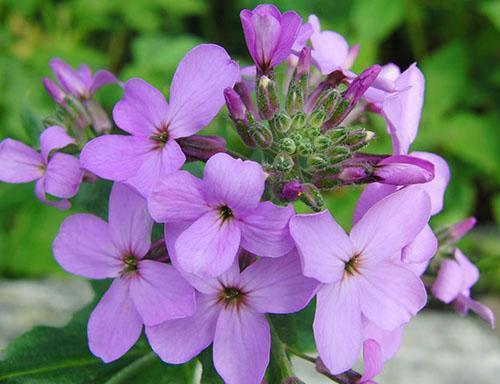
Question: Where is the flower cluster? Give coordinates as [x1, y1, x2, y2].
[0, 4, 494, 384]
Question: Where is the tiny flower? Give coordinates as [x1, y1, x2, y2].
[432, 249, 495, 328]
[145, 251, 318, 384]
[80, 44, 239, 197]
[148, 153, 295, 277]
[448, 217, 477, 242]
[53, 183, 196, 362]
[42, 77, 66, 105]
[240, 4, 302, 73]
[0, 126, 82, 210]
[290, 187, 430, 374]
[49, 58, 117, 100]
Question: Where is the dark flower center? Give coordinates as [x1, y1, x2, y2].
[121, 254, 139, 274]
[150, 126, 169, 145]
[344, 255, 360, 276]
[220, 286, 246, 307]
[218, 205, 233, 222]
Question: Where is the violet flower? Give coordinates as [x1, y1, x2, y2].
[290, 187, 431, 374]
[0, 126, 83, 210]
[145, 251, 318, 384]
[148, 153, 295, 277]
[240, 4, 302, 73]
[80, 44, 239, 197]
[373, 154, 435, 185]
[432, 249, 495, 328]
[53, 183, 196, 362]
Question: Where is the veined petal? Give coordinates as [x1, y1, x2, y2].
[108, 183, 153, 258]
[290, 210, 352, 283]
[50, 58, 88, 97]
[313, 280, 362, 374]
[358, 261, 427, 330]
[374, 155, 435, 186]
[148, 170, 209, 224]
[0, 139, 44, 183]
[213, 306, 270, 384]
[240, 251, 318, 314]
[146, 293, 220, 364]
[40, 125, 76, 162]
[129, 260, 196, 326]
[203, 153, 265, 217]
[175, 210, 241, 278]
[53, 213, 122, 279]
[360, 339, 383, 383]
[45, 153, 83, 198]
[112, 78, 168, 137]
[269, 11, 302, 68]
[311, 30, 349, 75]
[402, 224, 438, 264]
[239, 202, 294, 258]
[165, 44, 239, 138]
[88, 278, 143, 363]
[353, 183, 397, 224]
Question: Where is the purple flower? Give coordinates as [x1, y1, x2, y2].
[145, 251, 318, 384]
[49, 58, 117, 100]
[53, 182, 196, 362]
[240, 4, 302, 73]
[80, 44, 239, 197]
[307, 15, 359, 75]
[432, 249, 495, 328]
[0, 126, 83, 210]
[148, 153, 295, 277]
[373, 154, 435, 185]
[290, 187, 431, 374]
[448, 217, 476, 242]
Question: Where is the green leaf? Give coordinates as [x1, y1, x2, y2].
[0, 289, 196, 383]
[20, 98, 44, 147]
[199, 347, 223, 384]
[479, 0, 500, 30]
[266, 319, 294, 383]
[351, 0, 405, 42]
[72, 179, 113, 218]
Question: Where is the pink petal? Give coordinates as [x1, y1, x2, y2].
[253, 13, 281, 68]
[146, 293, 220, 364]
[363, 321, 403, 361]
[108, 183, 153, 258]
[50, 58, 88, 97]
[454, 249, 480, 290]
[77, 64, 92, 86]
[374, 155, 435, 185]
[351, 187, 431, 265]
[165, 44, 239, 138]
[240, 250, 318, 314]
[35, 178, 71, 210]
[290, 210, 352, 283]
[239, 202, 295, 258]
[175, 210, 241, 278]
[203, 153, 265, 217]
[411, 151, 450, 215]
[360, 339, 383, 383]
[90, 69, 118, 94]
[353, 183, 397, 224]
[213, 306, 270, 384]
[53, 213, 122, 279]
[402, 224, 438, 264]
[431, 259, 463, 303]
[112, 78, 168, 136]
[88, 278, 143, 362]
[269, 11, 302, 68]
[313, 280, 362, 374]
[148, 170, 209, 223]
[358, 261, 427, 330]
[129, 260, 196, 326]
[45, 153, 83, 198]
[454, 294, 496, 328]
[40, 125, 76, 161]
[311, 30, 349, 75]
[0, 139, 44, 183]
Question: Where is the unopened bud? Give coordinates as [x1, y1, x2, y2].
[308, 108, 327, 128]
[290, 132, 303, 145]
[307, 154, 330, 170]
[249, 122, 273, 148]
[320, 88, 342, 114]
[304, 126, 321, 139]
[328, 146, 351, 163]
[273, 152, 295, 172]
[297, 140, 314, 156]
[300, 183, 325, 212]
[43, 77, 66, 105]
[296, 47, 311, 78]
[314, 135, 331, 151]
[313, 174, 341, 190]
[347, 129, 376, 151]
[224, 87, 247, 122]
[257, 75, 279, 120]
[273, 113, 292, 133]
[291, 112, 307, 131]
[177, 135, 226, 162]
[327, 98, 349, 127]
[338, 166, 368, 184]
[448, 217, 477, 242]
[84, 99, 112, 133]
[286, 81, 304, 115]
[277, 180, 303, 202]
[279, 138, 296, 154]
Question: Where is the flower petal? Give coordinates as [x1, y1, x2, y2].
[129, 260, 196, 326]
[45, 153, 83, 198]
[360, 339, 383, 383]
[311, 28, 349, 75]
[240, 251, 318, 313]
[90, 69, 118, 94]
[213, 306, 270, 384]
[0, 139, 44, 183]
[165, 44, 239, 138]
[50, 58, 88, 97]
[363, 321, 403, 361]
[108, 182, 153, 258]
[269, 11, 302, 68]
[401, 224, 438, 264]
[203, 153, 265, 217]
[358, 261, 427, 330]
[374, 155, 435, 186]
[353, 183, 397, 224]
[454, 249, 480, 290]
[290, 210, 352, 283]
[35, 178, 71, 210]
[148, 170, 209, 223]
[175, 210, 241, 278]
[351, 187, 431, 264]
[146, 293, 220, 364]
[88, 278, 143, 362]
[40, 125, 76, 162]
[112, 78, 168, 136]
[454, 294, 496, 328]
[431, 259, 463, 303]
[313, 280, 362, 374]
[239, 202, 294, 258]
[53, 213, 122, 279]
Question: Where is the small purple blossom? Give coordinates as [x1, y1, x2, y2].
[448, 217, 477, 242]
[290, 187, 430, 374]
[145, 251, 318, 384]
[0, 126, 83, 210]
[80, 44, 239, 197]
[53, 183, 196, 362]
[240, 4, 302, 73]
[148, 153, 295, 277]
[373, 155, 435, 185]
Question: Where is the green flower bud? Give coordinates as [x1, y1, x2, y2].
[291, 112, 307, 131]
[257, 75, 279, 120]
[279, 137, 296, 154]
[328, 98, 350, 124]
[313, 175, 342, 190]
[304, 126, 321, 139]
[347, 129, 376, 150]
[249, 122, 273, 148]
[307, 154, 330, 170]
[273, 113, 292, 133]
[313, 135, 331, 151]
[285, 81, 304, 115]
[328, 146, 351, 163]
[320, 88, 342, 113]
[327, 127, 349, 144]
[300, 183, 325, 212]
[297, 140, 314, 156]
[308, 108, 327, 128]
[290, 132, 303, 145]
[273, 151, 295, 172]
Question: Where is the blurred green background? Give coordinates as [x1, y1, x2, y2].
[0, 0, 498, 290]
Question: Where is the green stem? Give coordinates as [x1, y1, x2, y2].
[268, 321, 295, 379]
[285, 346, 316, 364]
[103, 352, 157, 384]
